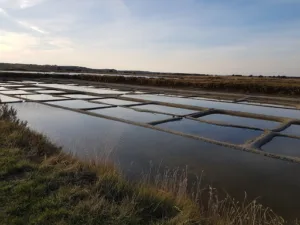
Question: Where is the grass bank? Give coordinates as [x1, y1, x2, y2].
[2, 71, 300, 96]
[0, 104, 298, 225]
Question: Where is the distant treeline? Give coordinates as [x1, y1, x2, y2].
[0, 63, 117, 74]
[0, 62, 207, 76]
[1, 62, 290, 78]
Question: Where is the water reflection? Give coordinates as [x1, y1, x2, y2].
[200, 113, 280, 130]
[132, 104, 198, 116]
[125, 94, 300, 119]
[262, 136, 300, 158]
[9, 102, 300, 220]
[47, 100, 109, 109]
[281, 124, 300, 137]
[158, 118, 263, 144]
[89, 106, 171, 123]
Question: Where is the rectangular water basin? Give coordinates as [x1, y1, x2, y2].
[0, 84, 24, 87]
[36, 90, 66, 94]
[20, 80, 40, 84]
[124, 94, 300, 119]
[200, 114, 280, 130]
[0, 94, 22, 103]
[0, 90, 32, 95]
[21, 94, 67, 101]
[157, 94, 186, 98]
[157, 118, 263, 144]
[63, 94, 101, 99]
[281, 124, 300, 137]
[240, 101, 296, 109]
[92, 98, 141, 106]
[47, 100, 109, 109]
[36, 83, 129, 95]
[261, 136, 300, 158]
[9, 80, 39, 84]
[89, 106, 171, 123]
[18, 87, 45, 91]
[192, 96, 232, 102]
[132, 104, 198, 116]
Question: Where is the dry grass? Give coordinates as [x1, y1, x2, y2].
[141, 167, 292, 225]
[0, 104, 299, 225]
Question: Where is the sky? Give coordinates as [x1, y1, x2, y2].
[0, 0, 300, 76]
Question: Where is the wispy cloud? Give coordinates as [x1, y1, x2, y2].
[20, 0, 44, 9]
[17, 20, 47, 34]
[0, 0, 46, 9]
[0, 7, 47, 34]
[0, 6, 8, 15]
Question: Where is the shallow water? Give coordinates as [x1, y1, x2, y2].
[46, 100, 109, 109]
[200, 113, 280, 130]
[36, 83, 129, 95]
[8, 80, 41, 84]
[157, 118, 263, 144]
[0, 90, 31, 95]
[157, 94, 186, 98]
[89, 106, 171, 123]
[281, 124, 300, 137]
[240, 101, 296, 109]
[132, 104, 198, 116]
[92, 98, 140, 106]
[18, 87, 45, 91]
[62, 94, 101, 99]
[133, 91, 146, 94]
[125, 94, 300, 119]
[21, 94, 67, 101]
[9, 102, 300, 220]
[0, 94, 22, 103]
[262, 136, 300, 158]
[20, 80, 42, 84]
[192, 96, 230, 102]
[0, 84, 24, 87]
[36, 90, 66, 94]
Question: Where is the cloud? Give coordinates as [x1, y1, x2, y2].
[20, 0, 44, 9]
[0, 30, 73, 55]
[0, 0, 47, 9]
[1, 27, 298, 76]
[0, 7, 47, 34]
[17, 20, 47, 34]
[0, 7, 7, 15]
[0, 0, 300, 76]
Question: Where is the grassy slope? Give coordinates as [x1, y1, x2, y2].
[0, 104, 297, 225]
[0, 105, 202, 225]
[0, 122, 200, 225]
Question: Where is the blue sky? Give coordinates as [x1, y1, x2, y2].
[0, 0, 300, 76]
